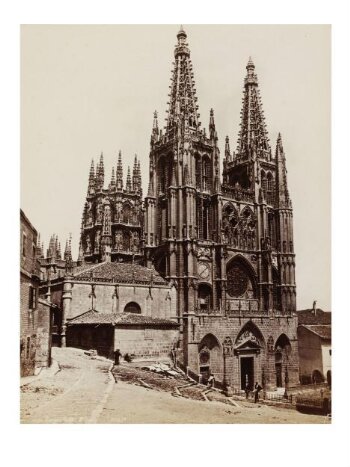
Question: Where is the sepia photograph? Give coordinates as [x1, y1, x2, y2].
[20, 24, 331, 425]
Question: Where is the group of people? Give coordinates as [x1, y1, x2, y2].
[114, 349, 133, 365]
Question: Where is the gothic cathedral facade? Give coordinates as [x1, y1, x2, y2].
[79, 27, 299, 390]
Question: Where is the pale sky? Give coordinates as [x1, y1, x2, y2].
[21, 25, 331, 310]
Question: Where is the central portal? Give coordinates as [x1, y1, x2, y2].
[240, 357, 254, 390]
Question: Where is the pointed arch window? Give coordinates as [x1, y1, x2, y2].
[122, 203, 131, 224]
[195, 155, 201, 189]
[202, 156, 212, 192]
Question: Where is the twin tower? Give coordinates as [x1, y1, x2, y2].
[79, 27, 296, 379]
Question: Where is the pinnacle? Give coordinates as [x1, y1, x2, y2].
[247, 56, 255, 68]
[177, 25, 186, 38]
[276, 132, 284, 153]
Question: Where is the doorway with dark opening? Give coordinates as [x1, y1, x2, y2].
[240, 357, 254, 390]
[275, 351, 283, 387]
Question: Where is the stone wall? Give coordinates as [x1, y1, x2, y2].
[20, 211, 41, 377]
[298, 326, 326, 382]
[114, 326, 179, 359]
[68, 281, 176, 320]
[35, 300, 52, 370]
[184, 314, 299, 390]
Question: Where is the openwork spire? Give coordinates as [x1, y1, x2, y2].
[165, 26, 200, 135]
[151, 110, 159, 145]
[137, 160, 142, 194]
[64, 234, 72, 261]
[88, 159, 95, 193]
[275, 132, 290, 208]
[97, 152, 105, 189]
[64, 234, 73, 274]
[224, 135, 231, 162]
[132, 155, 138, 191]
[126, 166, 132, 192]
[236, 58, 271, 160]
[116, 150, 123, 190]
[110, 166, 116, 187]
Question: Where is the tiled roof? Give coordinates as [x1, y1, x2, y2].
[297, 309, 331, 325]
[301, 325, 331, 340]
[67, 310, 179, 327]
[67, 310, 116, 325]
[73, 261, 167, 285]
[116, 314, 179, 327]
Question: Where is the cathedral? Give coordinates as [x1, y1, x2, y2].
[40, 26, 299, 392]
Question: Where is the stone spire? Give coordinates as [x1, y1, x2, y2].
[137, 160, 142, 195]
[224, 135, 231, 164]
[209, 108, 216, 139]
[116, 150, 123, 190]
[275, 133, 291, 208]
[97, 152, 105, 189]
[132, 155, 138, 192]
[64, 235, 72, 261]
[36, 233, 43, 258]
[57, 241, 62, 260]
[165, 26, 200, 135]
[151, 110, 159, 145]
[236, 57, 270, 160]
[110, 166, 116, 188]
[88, 159, 95, 194]
[47, 234, 55, 259]
[126, 166, 132, 192]
[64, 234, 73, 274]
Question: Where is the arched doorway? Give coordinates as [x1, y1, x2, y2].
[312, 370, 324, 384]
[198, 334, 220, 382]
[235, 322, 264, 390]
[275, 334, 292, 388]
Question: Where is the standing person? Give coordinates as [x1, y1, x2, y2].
[114, 348, 121, 365]
[245, 382, 250, 399]
[254, 381, 262, 403]
[207, 373, 215, 389]
[171, 345, 177, 368]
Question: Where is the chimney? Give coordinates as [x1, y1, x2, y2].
[312, 300, 317, 315]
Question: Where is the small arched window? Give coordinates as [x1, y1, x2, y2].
[124, 302, 141, 314]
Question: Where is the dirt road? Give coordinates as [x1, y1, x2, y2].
[20, 348, 329, 424]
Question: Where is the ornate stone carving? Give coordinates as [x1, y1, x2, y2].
[197, 247, 211, 259]
[223, 336, 234, 356]
[198, 261, 210, 280]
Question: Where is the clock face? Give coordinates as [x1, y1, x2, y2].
[198, 262, 210, 280]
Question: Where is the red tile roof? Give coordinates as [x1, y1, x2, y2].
[73, 262, 167, 285]
[297, 309, 331, 325]
[116, 313, 179, 327]
[67, 310, 179, 327]
[300, 325, 331, 340]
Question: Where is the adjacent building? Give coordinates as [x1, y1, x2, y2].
[20, 210, 52, 376]
[297, 308, 331, 385]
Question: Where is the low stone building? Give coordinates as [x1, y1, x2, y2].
[67, 311, 179, 359]
[297, 308, 331, 385]
[20, 210, 52, 376]
[40, 261, 179, 359]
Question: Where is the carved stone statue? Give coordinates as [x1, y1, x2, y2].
[115, 230, 123, 251]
